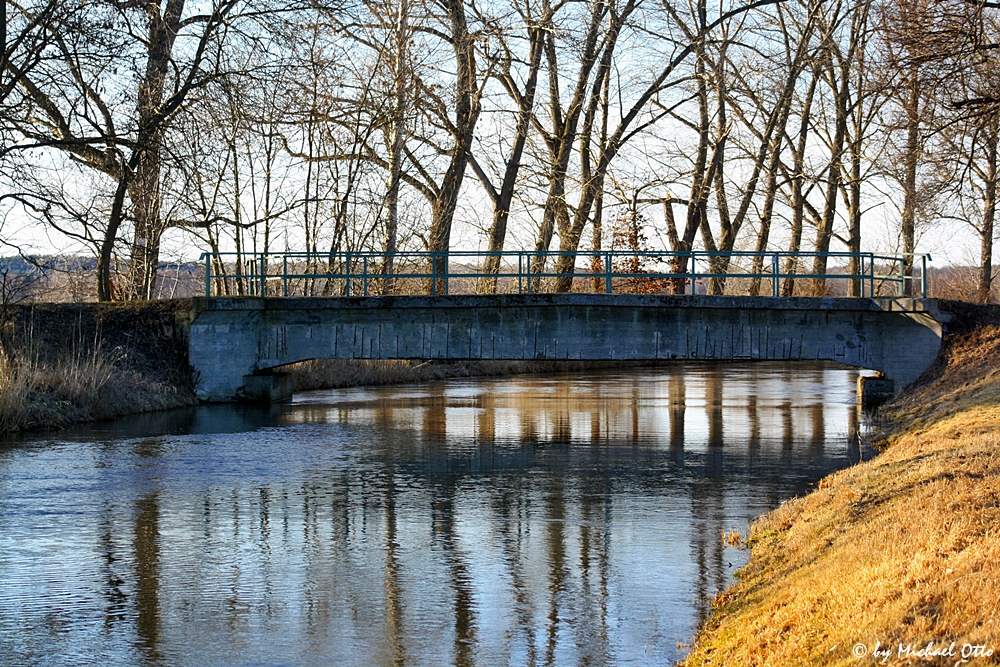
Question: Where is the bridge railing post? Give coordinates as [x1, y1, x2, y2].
[282, 256, 288, 297]
[526, 254, 532, 294]
[204, 253, 211, 298]
[430, 253, 435, 295]
[689, 253, 696, 295]
[605, 251, 613, 293]
[898, 256, 905, 297]
[859, 255, 866, 298]
[771, 254, 779, 297]
[260, 254, 267, 297]
[869, 255, 875, 297]
[921, 254, 929, 298]
[345, 252, 352, 296]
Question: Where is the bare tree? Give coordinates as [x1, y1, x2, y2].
[931, 108, 1000, 302]
[424, 0, 488, 291]
[4, 0, 255, 300]
[468, 0, 547, 293]
[542, 0, 786, 293]
[378, 0, 412, 294]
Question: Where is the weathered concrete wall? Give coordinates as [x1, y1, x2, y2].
[188, 294, 945, 401]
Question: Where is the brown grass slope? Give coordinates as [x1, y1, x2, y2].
[681, 302, 1000, 667]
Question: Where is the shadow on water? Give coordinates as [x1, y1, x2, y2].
[0, 361, 876, 667]
[0, 404, 289, 449]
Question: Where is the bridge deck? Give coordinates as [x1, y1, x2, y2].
[187, 294, 946, 401]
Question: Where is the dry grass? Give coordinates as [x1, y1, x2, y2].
[0, 300, 198, 433]
[0, 340, 190, 433]
[681, 303, 1000, 667]
[287, 358, 649, 392]
[0, 348, 31, 431]
[682, 411, 1000, 666]
[723, 529, 744, 548]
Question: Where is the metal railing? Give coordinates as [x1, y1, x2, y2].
[199, 250, 931, 299]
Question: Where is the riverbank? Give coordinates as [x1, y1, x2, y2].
[680, 302, 1000, 666]
[0, 300, 655, 433]
[0, 301, 197, 432]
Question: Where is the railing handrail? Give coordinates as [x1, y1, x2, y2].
[199, 249, 910, 258]
[198, 249, 931, 299]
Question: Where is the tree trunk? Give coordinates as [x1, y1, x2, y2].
[1, 1, 6, 78]
[711, 5, 815, 294]
[122, 0, 186, 300]
[747, 83, 798, 295]
[662, 196, 695, 294]
[590, 187, 605, 292]
[810, 58, 850, 296]
[708, 43, 730, 296]
[846, 119, 864, 296]
[747, 139, 785, 296]
[979, 123, 998, 303]
[97, 171, 133, 302]
[125, 142, 164, 300]
[479, 25, 544, 294]
[380, 0, 409, 296]
[899, 69, 921, 296]
[532, 2, 611, 290]
[672, 47, 715, 297]
[426, 0, 478, 294]
[781, 70, 818, 296]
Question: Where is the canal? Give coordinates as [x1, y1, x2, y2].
[0, 362, 869, 666]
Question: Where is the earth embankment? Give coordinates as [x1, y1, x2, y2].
[680, 301, 1000, 666]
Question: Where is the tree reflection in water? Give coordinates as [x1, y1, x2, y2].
[0, 362, 870, 667]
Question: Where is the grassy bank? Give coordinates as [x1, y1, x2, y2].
[681, 303, 1000, 666]
[0, 301, 197, 432]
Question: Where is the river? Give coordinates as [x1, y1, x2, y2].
[0, 362, 868, 667]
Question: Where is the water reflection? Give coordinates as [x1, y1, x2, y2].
[0, 363, 869, 667]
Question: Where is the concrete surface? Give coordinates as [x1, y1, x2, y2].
[187, 294, 946, 401]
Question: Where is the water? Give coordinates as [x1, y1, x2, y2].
[0, 363, 868, 667]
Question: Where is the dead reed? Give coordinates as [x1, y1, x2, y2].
[0, 339, 188, 433]
[286, 358, 643, 392]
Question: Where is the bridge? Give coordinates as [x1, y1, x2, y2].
[186, 250, 944, 402]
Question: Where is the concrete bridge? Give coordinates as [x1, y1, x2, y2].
[186, 294, 947, 402]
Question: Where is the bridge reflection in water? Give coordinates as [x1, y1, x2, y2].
[0, 363, 865, 667]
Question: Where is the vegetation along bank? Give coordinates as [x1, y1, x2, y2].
[681, 302, 1000, 666]
[0, 300, 202, 433]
